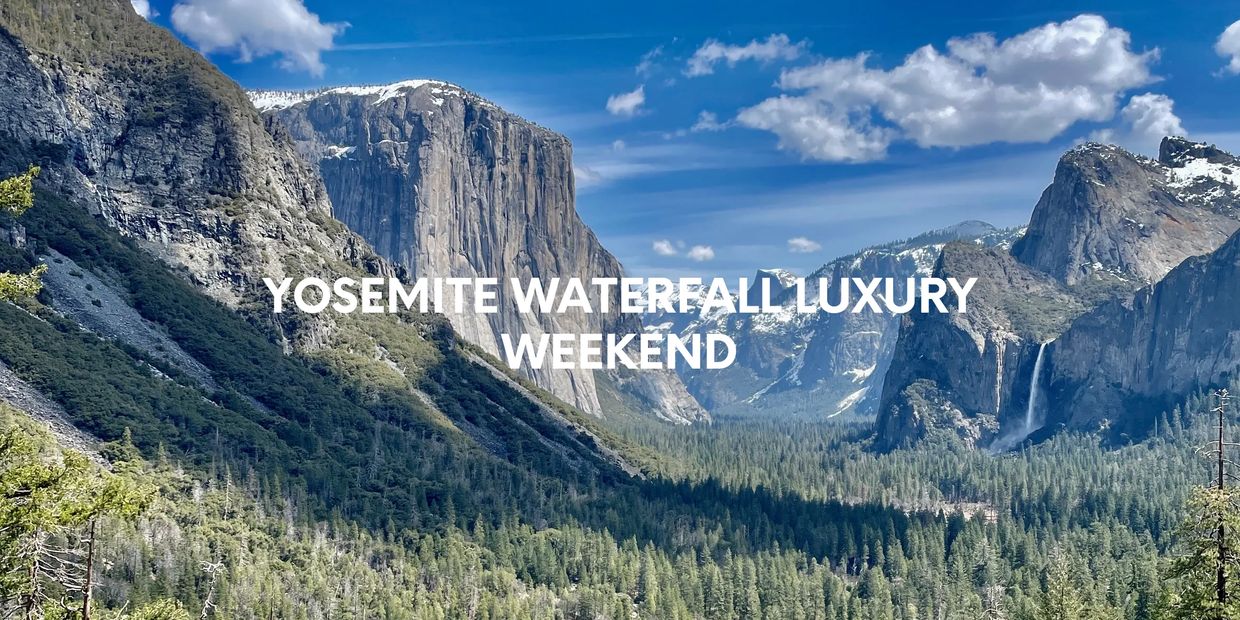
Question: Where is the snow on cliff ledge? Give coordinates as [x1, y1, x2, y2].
[247, 80, 462, 111]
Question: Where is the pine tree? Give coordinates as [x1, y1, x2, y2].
[0, 407, 151, 619]
[1038, 549, 1084, 620]
[1168, 389, 1240, 620]
[0, 165, 45, 301]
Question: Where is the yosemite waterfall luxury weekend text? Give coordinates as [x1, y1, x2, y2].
[264, 276, 977, 370]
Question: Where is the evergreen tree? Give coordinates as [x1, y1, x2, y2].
[0, 165, 45, 301]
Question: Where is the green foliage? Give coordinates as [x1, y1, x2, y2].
[0, 263, 46, 302]
[126, 599, 191, 620]
[1165, 486, 1240, 619]
[0, 165, 38, 216]
[0, 404, 152, 617]
[0, 165, 44, 302]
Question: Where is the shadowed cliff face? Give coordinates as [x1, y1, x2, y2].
[878, 138, 1240, 450]
[1046, 228, 1240, 436]
[252, 83, 706, 423]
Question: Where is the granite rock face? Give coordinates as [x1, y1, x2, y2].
[0, 11, 389, 317]
[1046, 228, 1240, 434]
[874, 242, 1085, 450]
[0, 0, 641, 476]
[1014, 140, 1240, 287]
[251, 83, 706, 422]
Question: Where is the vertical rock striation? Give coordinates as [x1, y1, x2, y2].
[251, 83, 706, 422]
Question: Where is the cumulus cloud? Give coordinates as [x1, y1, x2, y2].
[606, 85, 646, 117]
[1121, 93, 1185, 148]
[690, 111, 729, 132]
[131, 0, 153, 18]
[787, 237, 822, 253]
[686, 34, 806, 77]
[636, 45, 663, 77]
[1219, 20, 1240, 75]
[652, 239, 678, 256]
[171, 0, 345, 76]
[687, 245, 715, 261]
[738, 15, 1158, 161]
[738, 96, 895, 162]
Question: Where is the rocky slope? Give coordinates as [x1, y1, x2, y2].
[645, 221, 1020, 417]
[250, 83, 705, 423]
[874, 243, 1085, 450]
[0, 0, 638, 494]
[877, 138, 1240, 449]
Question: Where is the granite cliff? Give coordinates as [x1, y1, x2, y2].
[250, 83, 705, 423]
[644, 221, 1020, 418]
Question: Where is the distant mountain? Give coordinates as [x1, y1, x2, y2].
[249, 82, 706, 424]
[645, 221, 1022, 418]
[877, 138, 1240, 450]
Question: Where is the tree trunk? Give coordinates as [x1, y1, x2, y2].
[82, 517, 96, 620]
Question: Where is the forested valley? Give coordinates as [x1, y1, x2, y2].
[2, 2, 1240, 617]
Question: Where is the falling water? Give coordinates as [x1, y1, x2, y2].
[1024, 342, 1049, 433]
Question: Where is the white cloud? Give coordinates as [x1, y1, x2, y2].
[738, 96, 895, 162]
[606, 85, 646, 117]
[1085, 92, 1185, 154]
[170, 0, 345, 77]
[652, 239, 678, 256]
[1120, 93, 1185, 149]
[687, 245, 715, 261]
[787, 237, 822, 253]
[686, 34, 806, 77]
[636, 45, 663, 77]
[130, 0, 153, 18]
[691, 111, 729, 132]
[738, 15, 1158, 161]
[611, 139, 627, 151]
[1219, 20, 1240, 75]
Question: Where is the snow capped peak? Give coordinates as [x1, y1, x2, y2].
[754, 268, 798, 287]
[247, 79, 463, 111]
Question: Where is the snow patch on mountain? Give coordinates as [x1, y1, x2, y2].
[248, 80, 464, 111]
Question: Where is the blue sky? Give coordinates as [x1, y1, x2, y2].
[135, 0, 1240, 278]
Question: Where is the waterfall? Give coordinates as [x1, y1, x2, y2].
[1024, 342, 1048, 433]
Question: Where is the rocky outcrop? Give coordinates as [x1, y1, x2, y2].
[1013, 140, 1240, 287]
[251, 83, 705, 422]
[874, 242, 1085, 450]
[645, 221, 1020, 417]
[0, 4, 387, 312]
[0, 0, 640, 475]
